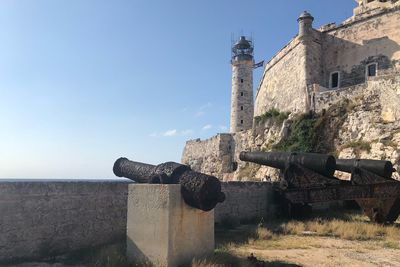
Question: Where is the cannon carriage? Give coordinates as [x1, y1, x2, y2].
[240, 151, 400, 224]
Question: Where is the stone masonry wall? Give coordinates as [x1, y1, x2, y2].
[0, 180, 274, 264]
[315, 74, 400, 123]
[0, 180, 130, 264]
[182, 119, 285, 182]
[314, 74, 400, 181]
[255, 38, 308, 116]
[181, 134, 234, 178]
[214, 182, 274, 223]
[321, 7, 400, 88]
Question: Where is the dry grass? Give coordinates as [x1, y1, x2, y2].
[279, 218, 400, 241]
[35, 210, 400, 267]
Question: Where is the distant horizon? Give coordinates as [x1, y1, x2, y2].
[0, 0, 356, 179]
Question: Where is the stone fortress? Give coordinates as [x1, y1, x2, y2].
[182, 0, 400, 181]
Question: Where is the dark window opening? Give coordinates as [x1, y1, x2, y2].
[330, 72, 339, 88]
[240, 120, 243, 124]
[240, 92, 244, 96]
[241, 106, 243, 110]
[367, 64, 377, 77]
[232, 161, 238, 172]
[240, 79, 244, 83]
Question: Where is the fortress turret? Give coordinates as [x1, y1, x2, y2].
[230, 36, 254, 133]
[297, 11, 314, 37]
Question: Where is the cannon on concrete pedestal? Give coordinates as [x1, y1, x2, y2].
[113, 157, 225, 211]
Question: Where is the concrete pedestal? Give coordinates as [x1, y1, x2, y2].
[126, 184, 214, 267]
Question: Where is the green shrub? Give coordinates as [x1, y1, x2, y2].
[254, 108, 290, 125]
[273, 113, 323, 153]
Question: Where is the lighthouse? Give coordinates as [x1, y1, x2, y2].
[230, 36, 254, 133]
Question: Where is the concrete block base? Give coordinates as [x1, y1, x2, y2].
[126, 184, 214, 267]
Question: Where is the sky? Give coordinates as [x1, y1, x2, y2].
[0, 0, 357, 179]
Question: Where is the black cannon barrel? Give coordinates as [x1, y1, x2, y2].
[336, 159, 394, 179]
[239, 151, 336, 177]
[113, 157, 225, 211]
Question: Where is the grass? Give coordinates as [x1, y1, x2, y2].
[340, 140, 372, 155]
[279, 219, 395, 241]
[12, 210, 400, 267]
[254, 108, 290, 125]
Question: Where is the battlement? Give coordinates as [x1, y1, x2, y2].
[353, 0, 399, 17]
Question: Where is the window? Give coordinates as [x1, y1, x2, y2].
[240, 120, 243, 124]
[240, 79, 244, 83]
[329, 72, 340, 89]
[240, 106, 244, 110]
[366, 63, 377, 78]
[240, 92, 244, 96]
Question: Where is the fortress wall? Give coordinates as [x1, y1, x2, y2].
[321, 8, 400, 88]
[0, 180, 130, 263]
[315, 74, 400, 123]
[255, 38, 308, 116]
[0, 180, 274, 263]
[181, 134, 234, 179]
[215, 182, 274, 223]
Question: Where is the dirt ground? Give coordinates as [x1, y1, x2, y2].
[234, 236, 400, 267]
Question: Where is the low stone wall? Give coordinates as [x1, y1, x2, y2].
[0, 180, 274, 264]
[0, 180, 131, 264]
[215, 182, 274, 223]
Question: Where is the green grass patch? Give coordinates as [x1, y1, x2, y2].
[254, 108, 290, 125]
[341, 140, 372, 154]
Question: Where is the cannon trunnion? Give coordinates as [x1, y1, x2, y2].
[113, 157, 225, 211]
[240, 151, 400, 224]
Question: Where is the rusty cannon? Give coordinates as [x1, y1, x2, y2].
[113, 157, 225, 211]
[239, 151, 341, 189]
[240, 151, 400, 224]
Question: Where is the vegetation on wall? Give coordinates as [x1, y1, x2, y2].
[254, 108, 290, 125]
[273, 99, 354, 154]
[340, 141, 372, 154]
[273, 112, 324, 153]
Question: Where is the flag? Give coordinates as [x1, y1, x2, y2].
[253, 60, 264, 69]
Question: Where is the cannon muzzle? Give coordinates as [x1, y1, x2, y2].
[239, 151, 336, 177]
[113, 157, 225, 211]
[336, 159, 395, 179]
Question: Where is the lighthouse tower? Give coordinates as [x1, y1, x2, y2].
[230, 36, 254, 133]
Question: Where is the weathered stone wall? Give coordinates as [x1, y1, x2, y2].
[181, 119, 284, 182]
[314, 74, 400, 180]
[255, 6, 400, 117]
[255, 38, 308, 115]
[0, 180, 276, 264]
[0, 180, 130, 264]
[181, 134, 234, 178]
[315, 74, 400, 123]
[321, 7, 400, 88]
[215, 182, 274, 223]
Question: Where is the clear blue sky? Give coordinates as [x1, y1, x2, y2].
[0, 0, 356, 178]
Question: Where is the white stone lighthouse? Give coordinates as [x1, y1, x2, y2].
[230, 36, 254, 133]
